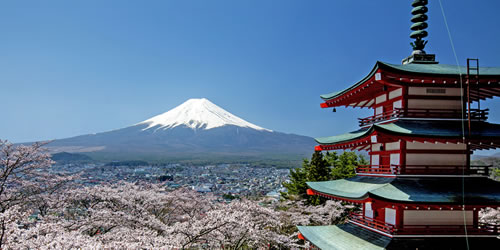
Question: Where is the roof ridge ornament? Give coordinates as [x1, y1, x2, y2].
[402, 0, 437, 65]
[410, 0, 429, 53]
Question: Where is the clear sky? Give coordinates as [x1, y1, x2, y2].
[1, 0, 500, 153]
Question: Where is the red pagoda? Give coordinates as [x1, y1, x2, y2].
[297, 1, 500, 249]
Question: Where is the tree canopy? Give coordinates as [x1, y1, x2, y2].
[282, 151, 367, 205]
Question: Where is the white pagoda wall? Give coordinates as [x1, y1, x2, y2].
[406, 141, 466, 150]
[408, 87, 462, 96]
[407, 87, 462, 110]
[406, 154, 466, 166]
[405, 141, 467, 166]
[403, 210, 473, 226]
[407, 99, 462, 109]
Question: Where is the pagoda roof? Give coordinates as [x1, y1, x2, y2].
[297, 223, 391, 249]
[320, 61, 500, 107]
[379, 61, 500, 76]
[307, 176, 500, 204]
[315, 120, 500, 150]
[298, 223, 500, 249]
[307, 176, 392, 200]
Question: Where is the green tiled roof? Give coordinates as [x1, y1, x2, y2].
[298, 224, 500, 249]
[307, 176, 392, 200]
[380, 61, 500, 76]
[297, 224, 391, 250]
[315, 128, 369, 145]
[320, 61, 500, 101]
[315, 120, 500, 145]
[307, 176, 500, 204]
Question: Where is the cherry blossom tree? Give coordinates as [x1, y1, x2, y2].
[479, 207, 500, 225]
[3, 179, 348, 249]
[0, 139, 352, 249]
[0, 140, 74, 248]
[1, 140, 53, 210]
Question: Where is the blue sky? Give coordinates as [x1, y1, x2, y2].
[1, 0, 500, 154]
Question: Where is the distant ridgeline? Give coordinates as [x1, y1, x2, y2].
[50, 152, 93, 164]
[104, 160, 150, 167]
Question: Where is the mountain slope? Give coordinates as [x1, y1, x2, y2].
[47, 98, 315, 163]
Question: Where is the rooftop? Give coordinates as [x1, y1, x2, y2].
[320, 61, 500, 106]
[298, 223, 390, 249]
[315, 120, 500, 151]
[307, 176, 500, 204]
[298, 223, 500, 249]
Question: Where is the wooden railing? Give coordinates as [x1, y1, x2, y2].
[358, 108, 488, 127]
[349, 212, 395, 235]
[358, 109, 402, 127]
[349, 213, 499, 236]
[396, 222, 499, 235]
[356, 165, 400, 175]
[356, 165, 491, 176]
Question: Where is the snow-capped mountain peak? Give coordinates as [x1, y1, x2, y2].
[138, 98, 272, 132]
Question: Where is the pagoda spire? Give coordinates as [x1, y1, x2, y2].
[410, 0, 429, 53]
[402, 0, 436, 64]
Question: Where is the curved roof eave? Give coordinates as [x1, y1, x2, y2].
[314, 127, 372, 145]
[306, 176, 393, 200]
[378, 61, 500, 77]
[308, 177, 500, 204]
[320, 61, 500, 101]
[320, 62, 381, 101]
[369, 177, 500, 204]
[315, 120, 500, 146]
[297, 224, 391, 250]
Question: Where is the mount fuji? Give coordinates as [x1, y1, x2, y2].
[138, 98, 272, 132]
[47, 98, 315, 163]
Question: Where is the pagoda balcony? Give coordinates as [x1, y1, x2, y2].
[356, 165, 402, 175]
[395, 223, 499, 235]
[349, 212, 499, 236]
[356, 165, 491, 176]
[348, 212, 395, 235]
[358, 108, 489, 127]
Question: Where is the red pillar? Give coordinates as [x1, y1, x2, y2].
[395, 206, 404, 230]
[400, 139, 406, 174]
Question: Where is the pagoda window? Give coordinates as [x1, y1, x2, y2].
[371, 154, 379, 167]
[375, 106, 384, 115]
[371, 143, 383, 152]
[403, 210, 473, 226]
[385, 141, 400, 151]
[390, 154, 400, 166]
[385, 208, 397, 225]
[365, 202, 373, 218]
[376, 94, 387, 104]
[389, 88, 403, 99]
[393, 100, 402, 110]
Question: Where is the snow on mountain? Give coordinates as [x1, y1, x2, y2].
[138, 98, 272, 132]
